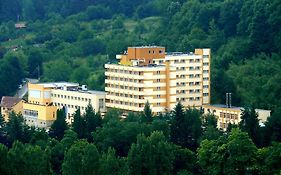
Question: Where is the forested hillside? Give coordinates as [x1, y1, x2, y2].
[0, 0, 281, 111]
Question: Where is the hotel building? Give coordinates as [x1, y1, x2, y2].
[105, 46, 211, 113]
[202, 104, 271, 130]
[23, 82, 106, 128]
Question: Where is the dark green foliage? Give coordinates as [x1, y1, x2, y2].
[239, 107, 261, 146]
[8, 141, 52, 175]
[127, 131, 175, 175]
[257, 142, 281, 175]
[0, 55, 24, 98]
[171, 103, 202, 150]
[98, 147, 127, 175]
[0, 144, 9, 174]
[83, 103, 102, 142]
[6, 112, 24, 143]
[264, 108, 281, 144]
[72, 109, 86, 139]
[198, 129, 258, 175]
[50, 109, 68, 140]
[62, 140, 100, 175]
[141, 101, 153, 123]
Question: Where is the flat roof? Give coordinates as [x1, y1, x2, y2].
[37, 82, 79, 88]
[204, 104, 242, 110]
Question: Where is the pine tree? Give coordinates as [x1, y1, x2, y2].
[50, 108, 68, 140]
[84, 103, 102, 142]
[141, 101, 153, 123]
[72, 109, 85, 139]
[239, 107, 260, 146]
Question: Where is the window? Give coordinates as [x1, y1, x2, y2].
[203, 63, 209, 66]
[203, 93, 209, 96]
[23, 109, 38, 118]
[156, 79, 161, 82]
[157, 103, 161, 106]
[203, 77, 209, 81]
[156, 95, 161, 98]
[156, 71, 161, 74]
[156, 87, 161, 90]
[203, 55, 209, 58]
[203, 85, 209, 88]
[203, 70, 209, 73]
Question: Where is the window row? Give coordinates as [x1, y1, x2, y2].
[176, 97, 201, 102]
[51, 94, 91, 102]
[53, 103, 86, 110]
[106, 84, 144, 91]
[220, 112, 238, 120]
[106, 69, 144, 75]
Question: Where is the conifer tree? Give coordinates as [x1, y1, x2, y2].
[239, 107, 260, 146]
[50, 108, 68, 140]
[72, 108, 85, 139]
[141, 101, 153, 123]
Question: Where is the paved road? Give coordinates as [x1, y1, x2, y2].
[16, 78, 39, 98]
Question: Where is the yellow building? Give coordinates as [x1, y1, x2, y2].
[0, 96, 23, 121]
[202, 104, 271, 130]
[105, 46, 211, 113]
[24, 82, 106, 127]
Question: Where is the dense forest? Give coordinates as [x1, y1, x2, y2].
[0, 102, 281, 174]
[0, 0, 281, 111]
[0, 1, 281, 173]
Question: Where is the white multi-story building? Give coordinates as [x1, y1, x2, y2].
[105, 46, 211, 113]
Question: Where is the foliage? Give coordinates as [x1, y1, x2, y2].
[50, 108, 68, 140]
[127, 131, 175, 175]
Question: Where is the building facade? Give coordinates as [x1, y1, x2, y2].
[105, 46, 211, 113]
[0, 96, 23, 121]
[23, 82, 106, 128]
[202, 104, 271, 130]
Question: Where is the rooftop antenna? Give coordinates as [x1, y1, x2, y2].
[229, 93, 232, 108]
[226, 93, 229, 108]
[226, 93, 232, 108]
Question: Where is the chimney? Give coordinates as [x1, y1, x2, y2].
[226, 93, 232, 108]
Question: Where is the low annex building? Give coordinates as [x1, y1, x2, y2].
[0, 96, 23, 121]
[105, 46, 211, 113]
[23, 82, 106, 128]
[202, 104, 271, 130]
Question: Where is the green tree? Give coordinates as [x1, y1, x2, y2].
[93, 119, 151, 157]
[257, 142, 281, 175]
[8, 141, 51, 175]
[141, 101, 153, 123]
[0, 144, 9, 174]
[84, 103, 102, 142]
[171, 104, 202, 150]
[43, 59, 72, 82]
[6, 112, 24, 143]
[264, 108, 281, 145]
[98, 147, 127, 175]
[62, 141, 100, 175]
[173, 146, 197, 174]
[72, 109, 86, 139]
[50, 109, 68, 140]
[239, 107, 261, 146]
[61, 129, 78, 150]
[128, 131, 174, 175]
[198, 129, 258, 175]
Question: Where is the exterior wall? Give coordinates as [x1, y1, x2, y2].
[28, 83, 52, 105]
[202, 105, 241, 130]
[203, 105, 271, 131]
[105, 47, 211, 114]
[1, 100, 23, 121]
[120, 47, 165, 65]
[105, 63, 176, 113]
[50, 89, 106, 123]
[23, 102, 57, 128]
